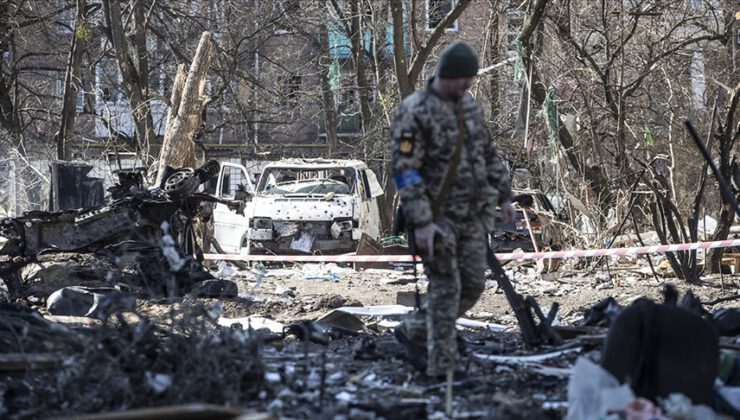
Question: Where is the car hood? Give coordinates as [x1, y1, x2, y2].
[250, 195, 355, 221]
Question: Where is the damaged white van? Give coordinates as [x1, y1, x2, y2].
[213, 159, 383, 255]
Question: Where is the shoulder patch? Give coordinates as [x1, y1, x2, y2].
[399, 131, 414, 156]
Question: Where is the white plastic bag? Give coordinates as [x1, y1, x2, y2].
[566, 357, 635, 420]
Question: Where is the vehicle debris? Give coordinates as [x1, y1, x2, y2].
[46, 285, 136, 319]
[491, 189, 568, 254]
[0, 160, 233, 299]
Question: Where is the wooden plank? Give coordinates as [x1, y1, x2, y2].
[63, 404, 268, 420]
[0, 353, 62, 371]
[44, 315, 102, 327]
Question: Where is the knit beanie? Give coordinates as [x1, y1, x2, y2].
[436, 42, 479, 79]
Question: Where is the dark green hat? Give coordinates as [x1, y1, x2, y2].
[436, 41, 479, 79]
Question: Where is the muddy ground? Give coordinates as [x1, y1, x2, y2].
[3, 255, 739, 419]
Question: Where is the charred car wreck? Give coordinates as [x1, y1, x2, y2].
[491, 189, 569, 253]
[0, 160, 239, 299]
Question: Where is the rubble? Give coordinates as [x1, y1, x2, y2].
[2, 170, 740, 418]
[1, 255, 739, 418]
[46, 285, 136, 318]
[0, 301, 264, 418]
[0, 160, 231, 299]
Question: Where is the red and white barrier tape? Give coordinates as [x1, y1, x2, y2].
[203, 238, 740, 263]
[203, 253, 421, 263]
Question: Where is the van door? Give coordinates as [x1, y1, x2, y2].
[213, 162, 254, 253]
[357, 169, 383, 240]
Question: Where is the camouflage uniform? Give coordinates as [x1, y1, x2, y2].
[391, 78, 511, 377]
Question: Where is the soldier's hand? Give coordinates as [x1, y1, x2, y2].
[415, 223, 446, 258]
[500, 201, 516, 224]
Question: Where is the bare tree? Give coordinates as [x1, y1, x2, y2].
[390, 0, 474, 98]
[705, 84, 740, 272]
[55, 0, 93, 160]
[101, 0, 157, 163]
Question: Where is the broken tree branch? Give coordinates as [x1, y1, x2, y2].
[155, 32, 212, 186]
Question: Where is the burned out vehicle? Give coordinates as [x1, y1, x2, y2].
[213, 159, 383, 255]
[0, 160, 229, 298]
[491, 189, 569, 253]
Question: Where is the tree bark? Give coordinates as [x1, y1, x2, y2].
[485, 0, 501, 127]
[155, 32, 212, 186]
[102, 0, 157, 163]
[349, 0, 373, 159]
[164, 65, 186, 136]
[0, 5, 18, 138]
[706, 83, 740, 273]
[55, 0, 87, 161]
[391, 0, 474, 98]
[390, 0, 412, 96]
[319, 22, 338, 156]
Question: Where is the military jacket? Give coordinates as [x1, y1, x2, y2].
[391, 79, 512, 228]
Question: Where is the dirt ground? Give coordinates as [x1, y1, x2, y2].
[181, 258, 740, 327]
[4, 255, 740, 419]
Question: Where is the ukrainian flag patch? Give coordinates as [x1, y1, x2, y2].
[399, 131, 414, 155]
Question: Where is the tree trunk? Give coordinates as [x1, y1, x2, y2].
[391, 0, 473, 98]
[164, 64, 186, 138]
[0, 6, 19, 141]
[705, 84, 740, 273]
[319, 22, 338, 156]
[390, 0, 412, 97]
[485, 0, 501, 128]
[707, 202, 735, 273]
[348, 0, 373, 159]
[155, 32, 212, 186]
[102, 0, 157, 163]
[55, 0, 87, 161]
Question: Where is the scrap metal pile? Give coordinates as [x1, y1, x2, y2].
[0, 160, 235, 301]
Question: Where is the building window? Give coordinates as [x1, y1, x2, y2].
[337, 87, 360, 134]
[427, 0, 458, 31]
[280, 75, 301, 109]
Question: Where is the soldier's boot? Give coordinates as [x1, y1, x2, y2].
[456, 334, 467, 356]
[394, 326, 428, 373]
[426, 360, 468, 381]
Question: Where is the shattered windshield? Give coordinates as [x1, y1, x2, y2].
[258, 167, 357, 196]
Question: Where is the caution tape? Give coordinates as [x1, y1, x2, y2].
[501, 238, 740, 261]
[202, 238, 740, 263]
[203, 253, 420, 263]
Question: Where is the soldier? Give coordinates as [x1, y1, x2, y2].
[391, 41, 515, 377]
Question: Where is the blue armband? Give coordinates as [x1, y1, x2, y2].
[394, 170, 423, 189]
